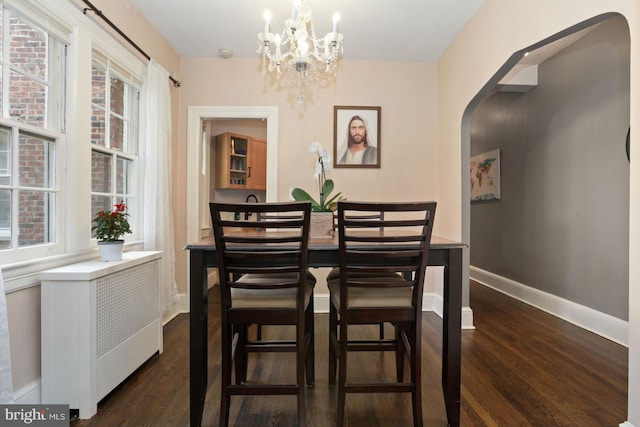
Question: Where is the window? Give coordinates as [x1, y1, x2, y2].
[0, 4, 65, 255]
[90, 55, 139, 240]
[0, 129, 9, 246]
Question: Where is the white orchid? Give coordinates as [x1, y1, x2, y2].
[292, 142, 342, 212]
[309, 141, 332, 178]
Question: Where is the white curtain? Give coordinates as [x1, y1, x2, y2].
[142, 60, 178, 314]
[0, 268, 14, 403]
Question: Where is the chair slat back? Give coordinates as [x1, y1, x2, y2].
[210, 202, 312, 300]
[336, 201, 437, 308]
[333, 211, 385, 231]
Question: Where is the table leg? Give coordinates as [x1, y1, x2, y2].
[442, 247, 462, 427]
[190, 250, 208, 427]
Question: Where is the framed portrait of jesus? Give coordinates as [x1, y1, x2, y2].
[333, 106, 381, 168]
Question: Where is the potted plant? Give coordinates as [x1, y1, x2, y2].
[292, 142, 342, 237]
[92, 201, 132, 261]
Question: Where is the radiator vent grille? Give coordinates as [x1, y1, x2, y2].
[96, 260, 159, 358]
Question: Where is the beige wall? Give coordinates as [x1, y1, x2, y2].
[6, 1, 637, 423]
[6, 287, 40, 393]
[437, 0, 638, 423]
[176, 58, 440, 295]
[81, 0, 180, 73]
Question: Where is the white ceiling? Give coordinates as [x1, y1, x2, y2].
[129, 0, 486, 62]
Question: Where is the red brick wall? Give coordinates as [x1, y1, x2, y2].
[9, 17, 47, 127]
[90, 67, 128, 231]
[10, 18, 51, 246]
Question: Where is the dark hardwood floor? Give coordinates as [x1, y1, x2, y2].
[72, 280, 628, 426]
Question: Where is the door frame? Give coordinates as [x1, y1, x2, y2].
[186, 105, 278, 252]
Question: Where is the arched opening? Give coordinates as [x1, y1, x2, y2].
[462, 14, 629, 344]
[460, 10, 629, 416]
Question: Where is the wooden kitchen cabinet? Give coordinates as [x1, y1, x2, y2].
[215, 132, 266, 190]
[247, 137, 267, 190]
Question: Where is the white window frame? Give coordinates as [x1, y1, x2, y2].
[1, 0, 147, 291]
[0, 2, 67, 264]
[89, 56, 141, 242]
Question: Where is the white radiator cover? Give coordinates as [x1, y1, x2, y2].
[40, 251, 162, 419]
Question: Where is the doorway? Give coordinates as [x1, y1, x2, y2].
[465, 14, 630, 342]
[185, 106, 279, 247]
[203, 118, 268, 230]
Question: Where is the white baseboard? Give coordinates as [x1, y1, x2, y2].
[175, 293, 189, 315]
[315, 294, 330, 313]
[470, 266, 628, 347]
[182, 285, 476, 330]
[13, 380, 41, 404]
[461, 306, 475, 330]
[311, 293, 475, 330]
[162, 293, 190, 325]
[427, 293, 475, 329]
[620, 422, 636, 427]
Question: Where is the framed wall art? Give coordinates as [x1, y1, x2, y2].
[333, 106, 381, 168]
[470, 149, 501, 201]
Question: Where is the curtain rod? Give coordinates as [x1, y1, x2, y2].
[81, 0, 181, 87]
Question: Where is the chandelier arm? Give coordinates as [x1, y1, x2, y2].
[258, 2, 342, 104]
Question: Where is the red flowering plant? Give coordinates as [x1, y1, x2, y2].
[92, 201, 132, 242]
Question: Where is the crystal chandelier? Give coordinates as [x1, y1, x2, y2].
[257, 0, 343, 104]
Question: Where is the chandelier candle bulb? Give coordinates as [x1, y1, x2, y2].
[332, 13, 340, 37]
[292, 0, 300, 19]
[263, 10, 271, 37]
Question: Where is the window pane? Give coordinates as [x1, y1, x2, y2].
[19, 134, 54, 188]
[91, 150, 111, 193]
[110, 77, 125, 116]
[91, 54, 139, 242]
[91, 106, 106, 146]
[0, 189, 10, 250]
[18, 190, 53, 247]
[0, 8, 4, 61]
[0, 65, 3, 108]
[126, 86, 139, 155]
[9, 70, 47, 127]
[91, 195, 112, 217]
[110, 115, 124, 151]
[0, 5, 65, 261]
[9, 16, 47, 80]
[0, 128, 10, 185]
[91, 64, 106, 107]
[91, 194, 112, 238]
[116, 157, 133, 194]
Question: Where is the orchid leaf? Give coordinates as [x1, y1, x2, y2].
[322, 179, 335, 197]
[291, 187, 320, 209]
[324, 192, 342, 207]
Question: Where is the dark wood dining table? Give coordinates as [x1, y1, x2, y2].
[185, 233, 465, 427]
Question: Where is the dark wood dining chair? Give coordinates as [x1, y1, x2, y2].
[253, 210, 317, 341]
[210, 201, 315, 427]
[327, 210, 397, 339]
[328, 201, 437, 427]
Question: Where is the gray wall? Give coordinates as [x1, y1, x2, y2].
[470, 16, 630, 320]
